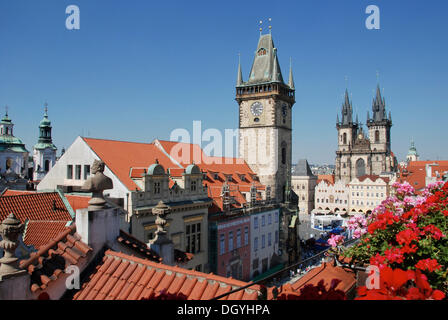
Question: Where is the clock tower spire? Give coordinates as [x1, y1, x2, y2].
[236, 29, 295, 203]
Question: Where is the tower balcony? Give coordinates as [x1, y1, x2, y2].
[236, 83, 295, 104]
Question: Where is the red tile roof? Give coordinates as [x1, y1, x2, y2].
[73, 250, 262, 300]
[23, 221, 70, 249]
[20, 223, 92, 294]
[83, 138, 181, 191]
[398, 160, 448, 192]
[357, 175, 390, 183]
[0, 192, 73, 223]
[317, 174, 335, 185]
[64, 194, 91, 212]
[282, 262, 356, 294]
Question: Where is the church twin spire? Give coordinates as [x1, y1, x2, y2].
[338, 83, 392, 127]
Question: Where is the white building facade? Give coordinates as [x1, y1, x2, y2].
[249, 208, 280, 278]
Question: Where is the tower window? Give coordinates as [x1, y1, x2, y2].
[44, 160, 50, 172]
[343, 133, 347, 145]
[257, 48, 267, 56]
[375, 130, 380, 143]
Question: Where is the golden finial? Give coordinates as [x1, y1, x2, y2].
[259, 20, 263, 35]
[268, 18, 272, 33]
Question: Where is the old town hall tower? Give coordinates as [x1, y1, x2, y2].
[335, 85, 397, 184]
[236, 31, 295, 202]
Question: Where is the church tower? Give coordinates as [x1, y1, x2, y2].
[366, 85, 394, 174]
[236, 30, 295, 203]
[33, 104, 57, 181]
[335, 90, 358, 183]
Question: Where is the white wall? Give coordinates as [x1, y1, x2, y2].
[37, 136, 130, 208]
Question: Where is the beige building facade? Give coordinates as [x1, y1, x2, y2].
[236, 32, 295, 203]
[292, 159, 317, 214]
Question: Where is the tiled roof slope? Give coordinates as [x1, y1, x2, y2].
[357, 175, 390, 183]
[0, 192, 73, 222]
[20, 224, 92, 294]
[64, 194, 91, 212]
[282, 262, 356, 294]
[156, 140, 266, 212]
[23, 221, 69, 249]
[73, 250, 261, 300]
[398, 160, 448, 192]
[82, 137, 181, 191]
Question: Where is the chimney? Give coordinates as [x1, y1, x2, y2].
[75, 160, 119, 254]
[148, 201, 174, 266]
[0, 213, 31, 300]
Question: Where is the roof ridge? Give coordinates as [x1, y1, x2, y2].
[82, 137, 153, 146]
[104, 250, 253, 288]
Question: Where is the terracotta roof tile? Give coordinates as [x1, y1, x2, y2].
[83, 138, 181, 191]
[20, 223, 93, 294]
[74, 250, 262, 300]
[288, 262, 356, 294]
[23, 221, 69, 249]
[0, 192, 73, 222]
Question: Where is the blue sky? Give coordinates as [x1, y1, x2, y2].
[0, 0, 447, 164]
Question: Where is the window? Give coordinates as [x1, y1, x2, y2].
[262, 215, 265, 227]
[67, 165, 73, 179]
[268, 233, 272, 246]
[343, 133, 347, 144]
[244, 227, 249, 246]
[220, 234, 225, 255]
[262, 235, 266, 249]
[281, 147, 286, 165]
[44, 160, 50, 172]
[274, 211, 278, 223]
[191, 180, 197, 191]
[84, 165, 90, 180]
[254, 217, 258, 229]
[228, 231, 234, 251]
[254, 237, 258, 252]
[275, 231, 279, 243]
[75, 165, 81, 180]
[253, 259, 259, 270]
[236, 229, 241, 248]
[154, 182, 161, 194]
[375, 130, 380, 143]
[268, 214, 272, 225]
[186, 222, 201, 254]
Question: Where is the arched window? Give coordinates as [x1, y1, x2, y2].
[343, 133, 347, 145]
[356, 158, 366, 177]
[375, 130, 380, 143]
[45, 160, 50, 172]
[281, 142, 287, 165]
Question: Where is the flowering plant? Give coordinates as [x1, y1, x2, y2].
[344, 181, 448, 294]
[355, 266, 445, 300]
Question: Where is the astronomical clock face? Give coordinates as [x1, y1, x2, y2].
[250, 102, 264, 116]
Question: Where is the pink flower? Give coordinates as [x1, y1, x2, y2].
[328, 234, 345, 248]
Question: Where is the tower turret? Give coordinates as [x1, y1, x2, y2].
[33, 104, 57, 181]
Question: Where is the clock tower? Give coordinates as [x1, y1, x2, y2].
[236, 31, 295, 203]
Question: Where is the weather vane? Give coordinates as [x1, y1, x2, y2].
[5, 105, 8, 116]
